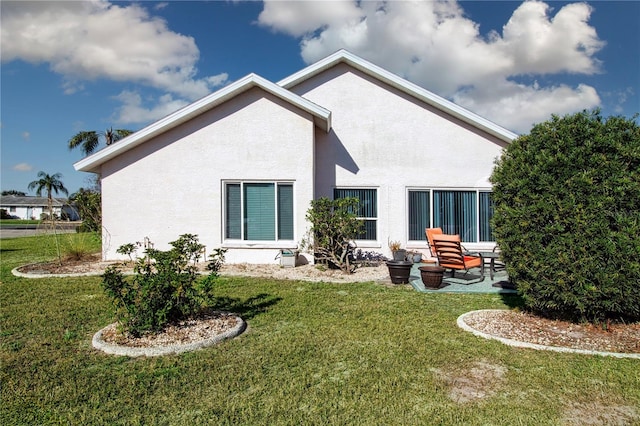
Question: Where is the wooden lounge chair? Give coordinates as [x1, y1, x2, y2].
[432, 234, 484, 282]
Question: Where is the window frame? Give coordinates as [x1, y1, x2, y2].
[223, 180, 295, 244]
[406, 188, 495, 243]
[333, 187, 378, 242]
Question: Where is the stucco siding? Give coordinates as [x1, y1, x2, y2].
[101, 87, 316, 262]
[293, 64, 507, 254]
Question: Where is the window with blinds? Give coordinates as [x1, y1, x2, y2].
[224, 182, 294, 241]
[408, 189, 495, 243]
[333, 188, 377, 240]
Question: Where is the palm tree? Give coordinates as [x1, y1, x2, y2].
[68, 127, 133, 156]
[27, 171, 69, 221]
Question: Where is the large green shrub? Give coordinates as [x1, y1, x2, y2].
[102, 234, 226, 336]
[491, 110, 640, 324]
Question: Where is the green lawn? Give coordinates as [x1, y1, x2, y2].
[0, 219, 41, 226]
[1, 235, 639, 425]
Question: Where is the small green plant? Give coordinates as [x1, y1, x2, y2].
[171, 233, 205, 264]
[60, 232, 101, 261]
[116, 243, 137, 262]
[198, 248, 227, 298]
[102, 234, 225, 336]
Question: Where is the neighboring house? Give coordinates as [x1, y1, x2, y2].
[0, 195, 79, 220]
[75, 50, 517, 263]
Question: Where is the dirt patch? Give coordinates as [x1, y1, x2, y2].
[562, 401, 639, 426]
[432, 360, 508, 403]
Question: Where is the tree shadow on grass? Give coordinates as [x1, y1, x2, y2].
[210, 293, 282, 321]
[500, 293, 525, 310]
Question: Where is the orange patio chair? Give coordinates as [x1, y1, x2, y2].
[432, 234, 484, 282]
[425, 227, 443, 258]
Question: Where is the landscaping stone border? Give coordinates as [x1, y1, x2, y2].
[11, 264, 107, 279]
[458, 309, 640, 360]
[92, 314, 246, 357]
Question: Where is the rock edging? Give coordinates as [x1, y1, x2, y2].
[457, 309, 640, 360]
[12, 264, 107, 279]
[92, 314, 246, 357]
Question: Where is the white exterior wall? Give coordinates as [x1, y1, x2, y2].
[3, 206, 59, 220]
[100, 87, 316, 263]
[292, 64, 508, 257]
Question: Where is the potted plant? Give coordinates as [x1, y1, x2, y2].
[386, 258, 413, 284]
[388, 240, 406, 261]
[419, 265, 445, 289]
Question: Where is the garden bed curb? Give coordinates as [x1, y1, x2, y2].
[12, 264, 108, 279]
[92, 314, 247, 357]
[458, 309, 640, 359]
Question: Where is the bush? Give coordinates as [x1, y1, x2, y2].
[102, 234, 226, 336]
[303, 197, 363, 274]
[491, 109, 640, 324]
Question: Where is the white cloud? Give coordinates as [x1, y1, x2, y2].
[258, 0, 362, 37]
[21, 132, 30, 142]
[154, 2, 169, 11]
[1, 0, 227, 100]
[258, 0, 605, 133]
[13, 163, 33, 172]
[453, 79, 600, 132]
[110, 90, 190, 125]
[603, 87, 635, 114]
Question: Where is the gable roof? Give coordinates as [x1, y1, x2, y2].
[75, 50, 516, 174]
[278, 50, 518, 143]
[75, 73, 331, 173]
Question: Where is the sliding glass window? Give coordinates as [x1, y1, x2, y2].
[408, 189, 495, 243]
[408, 190, 430, 240]
[478, 191, 494, 242]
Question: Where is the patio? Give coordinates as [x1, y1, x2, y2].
[408, 262, 517, 294]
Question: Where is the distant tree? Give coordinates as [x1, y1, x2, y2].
[70, 188, 101, 232]
[2, 190, 26, 196]
[68, 127, 133, 156]
[27, 171, 69, 221]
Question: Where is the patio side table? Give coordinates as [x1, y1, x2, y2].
[478, 252, 501, 280]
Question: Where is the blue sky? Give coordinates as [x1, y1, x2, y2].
[1, 0, 638, 196]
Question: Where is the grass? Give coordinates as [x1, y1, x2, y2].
[1, 235, 639, 425]
[0, 219, 41, 225]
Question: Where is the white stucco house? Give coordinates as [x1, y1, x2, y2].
[0, 195, 78, 221]
[74, 50, 517, 264]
